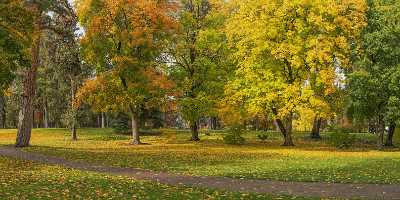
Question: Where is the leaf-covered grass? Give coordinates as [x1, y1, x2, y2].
[0, 156, 316, 200]
[0, 128, 399, 184]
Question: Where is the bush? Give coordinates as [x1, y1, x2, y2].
[329, 129, 356, 149]
[223, 125, 245, 145]
[257, 133, 269, 142]
[111, 114, 130, 134]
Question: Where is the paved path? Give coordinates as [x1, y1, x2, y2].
[0, 147, 399, 200]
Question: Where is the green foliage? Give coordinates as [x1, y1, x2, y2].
[329, 129, 356, 149]
[348, 0, 400, 123]
[168, 0, 233, 132]
[110, 114, 130, 134]
[0, 0, 32, 90]
[257, 133, 269, 142]
[223, 125, 245, 145]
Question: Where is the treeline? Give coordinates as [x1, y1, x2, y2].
[0, 0, 399, 148]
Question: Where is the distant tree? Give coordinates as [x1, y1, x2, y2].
[349, 0, 400, 148]
[225, 0, 367, 146]
[37, 2, 86, 140]
[76, 0, 176, 144]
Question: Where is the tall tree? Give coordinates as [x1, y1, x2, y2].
[225, 0, 367, 146]
[167, 0, 232, 141]
[14, 0, 76, 147]
[349, 0, 400, 148]
[76, 0, 176, 144]
[38, 1, 84, 139]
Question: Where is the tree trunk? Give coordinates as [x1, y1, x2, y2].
[255, 116, 260, 130]
[101, 112, 105, 128]
[0, 94, 6, 128]
[131, 112, 140, 145]
[15, 12, 41, 148]
[70, 77, 77, 141]
[71, 126, 77, 140]
[377, 116, 385, 149]
[283, 114, 294, 146]
[273, 107, 294, 146]
[275, 117, 294, 146]
[262, 115, 269, 131]
[43, 101, 48, 128]
[385, 122, 396, 147]
[190, 121, 200, 141]
[310, 117, 322, 139]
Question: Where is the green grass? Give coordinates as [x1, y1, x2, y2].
[1, 128, 399, 184]
[0, 156, 315, 200]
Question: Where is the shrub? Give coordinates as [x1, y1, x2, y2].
[257, 133, 269, 142]
[111, 114, 130, 134]
[223, 125, 245, 145]
[329, 129, 356, 149]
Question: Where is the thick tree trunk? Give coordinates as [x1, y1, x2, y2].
[310, 117, 322, 139]
[283, 114, 294, 146]
[0, 94, 6, 128]
[273, 107, 294, 146]
[131, 112, 140, 145]
[15, 13, 41, 148]
[377, 116, 385, 149]
[385, 122, 396, 147]
[275, 117, 294, 146]
[190, 121, 200, 141]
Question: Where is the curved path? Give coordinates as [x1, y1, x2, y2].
[0, 147, 399, 200]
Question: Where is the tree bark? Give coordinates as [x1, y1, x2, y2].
[262, 115, 269, 131]
[190, 121, 200, 141]
[283, 114, 294, 146]
[43, 100, 48, 128]
[310, 117, 322, 139]
[15, 11, 41, 148]
[273, 107, 294, 146]
[101, 112, 105, 128]
[0, 94, 6, 128]
[385, 122, 396, 147]
[210, 117, 217, 130]
[377, 116, 385, 149]
[70, 77, 77, 141]
[131, 112, 140, 145]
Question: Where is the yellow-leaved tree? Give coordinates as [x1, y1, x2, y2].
[225, 0, 367, 145]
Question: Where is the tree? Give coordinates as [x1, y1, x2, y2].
[0, 0, 32, 128]
[225, 0, 367, 146]
[2, 0, 77, 147]
[167, 0, 232, 141]
[349, 0, 400, 148]
[37, 2, 85, 139]
[76, 0, 176, 144]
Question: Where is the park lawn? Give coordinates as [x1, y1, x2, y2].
[0, 156, 316, 200]
[0, 128, 400, 184]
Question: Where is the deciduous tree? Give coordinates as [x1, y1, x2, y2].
[225, 0, 367, 146]
[76, 0, 176, 144]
